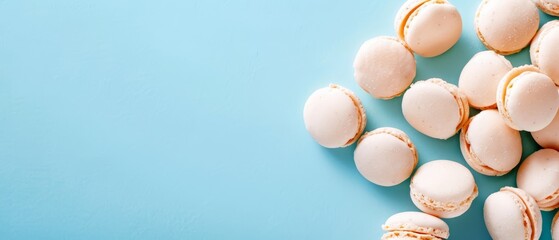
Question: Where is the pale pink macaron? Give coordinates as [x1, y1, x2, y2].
[553, 211, 559, 240]
[354, 127, 418, 187]
[484, 187, 542, 240]
[458, 51, 512, 109]
[353, 36, 416, 99]
[460, 109, 522, 176]
[517, 149, 559, 211]
[381, 211, 449, 240]
[533, 0, 559, 16]
[532, 103, 559, 150]
[410, 160, 478, 218]
[402, 78, 469, 139]
[394, 0, 462, 57]
[303, 84, 366, 148]
[530, 20, 559, 86]
[475, 0, 540, 55]
[496, 65, 559, 132]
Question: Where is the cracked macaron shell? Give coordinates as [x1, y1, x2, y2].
[353, 36, 416, 99]
[517, 149, 559, 211]
[484, 187, 542, 240]
[402, 78, 469, 139]
[459, 109, 522, 176]
[382, 211, 449, 239]
[496, 65, 559, 132]
[303, 84, 366, 148]
[410, 160, 478, 218]
[475, 0, 540, 55]
[530, 20, 559, 86]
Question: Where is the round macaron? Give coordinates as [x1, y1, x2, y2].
[533, 0, 559, 16]
[402, 78, 469, 139]
[496, 65, 559, 132]
[303, 84, 366, 148]
[553, 211, 559, 240]
[531, 105, 559, 150]
[517, 149, 559, 211]
[354, 127, 418, 187]
[382, 211, 449, 240]
[458, 51, 512, 109]
[475, 0, 540, 55]
[410, 160, 478, 218]
[484, 187, 542, 240]
[353, 36, 416, 99]
[530, 20, 559, 86]
[460, 109, 522, 176]
[394, 0, 462, 57]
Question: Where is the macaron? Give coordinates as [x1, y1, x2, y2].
[381, 211, 449, 240]
[531, 104, 559, 150]
[475, 0, 540, 55]
[354, 127, 418, 187]
[530, 20, 559, 86]
[402, 78, 469, 139]
[484, 187, 542, 240]
[303, 84, 366, 148]
[496, 65, 559, 132]
[410, 160, 478, 218]
[517, 149, 559, 211]
[552, 211, 559, 240]
[458, 51, 512, 109]
[353, 36, 416, 99]
[533, 0, 559, 16]
[394, 0, 462, 57]
[460, 109, 522, 176]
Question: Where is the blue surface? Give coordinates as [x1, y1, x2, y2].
[0, 0, 557, 239]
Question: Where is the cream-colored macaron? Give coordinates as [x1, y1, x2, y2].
[353, 36, 416, 99]
[402, 78, 469, 139]
[517, 149, 559, 211]
[531, 104, 559, 150]
[460, 110, 522, 176]
[484, 187, 542, 240]
[303, 84, 366, 148]
[394, 0, 462, 57]
[553, 211, 559, 240]
[475, 0, 540, 55]
[530, 20, 559, 86]
[381, 211, 450, 239]
[410, 160, 478, 218]
[496, 65, 559, 132]
[533, 0, 559, 16]
[458, 51, 512, 109]
[354, 127, 418, 187]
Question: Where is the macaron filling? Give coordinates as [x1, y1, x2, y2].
[410, 184, 478, 213]
[329, 84, 367, 147]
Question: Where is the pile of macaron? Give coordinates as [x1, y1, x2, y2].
[303, 0, 559, 239]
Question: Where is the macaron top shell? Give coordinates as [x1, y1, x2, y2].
[354, 127, 418, 186]
[496, 65, 559, 132]
[552, 211, 559, 240]
[382, 212, 449, 239]
[353, 36, 416, 99]
[411, 160, 476, 203]
[475, 0, 539, 55]
[460, 109, 522, 176]
[402, 78, 468, 139]
[458, 51, 512, 109]
[303, 84, 366, 148]
[517, 149, 559, 210]
[531, 105, 559, 150]
[530, 20, 559, 85]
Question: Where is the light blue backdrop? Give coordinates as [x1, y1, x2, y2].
[0, 0, 556, 239]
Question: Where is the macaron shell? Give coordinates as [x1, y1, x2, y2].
[353, 37, 416, 99]
[475, 0, 539, 55]
[530, 20, 559, 85]
[484, 191, 532, 240]
[458, 51, 512, 109]
[535, 0, 559, 16]
[402, 79, 465, 139]
[460, 109, 522, 176]
[552, 211, 559, 240]
[531, 106, 559, 150]
[382, 211, 449, 239]
[394, 0, 431, 39]
[404, 1, 462, 57]
[503, 187, 543, 240]
[381, 231, 442, 240]
[354, 128, 417, 186]
[303, 85, 365, 148]
[517, 149, 559, 210]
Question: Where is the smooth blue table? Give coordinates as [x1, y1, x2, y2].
[0, 0, 556, 239]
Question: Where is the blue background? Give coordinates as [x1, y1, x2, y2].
[0, 0, 556, 239]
